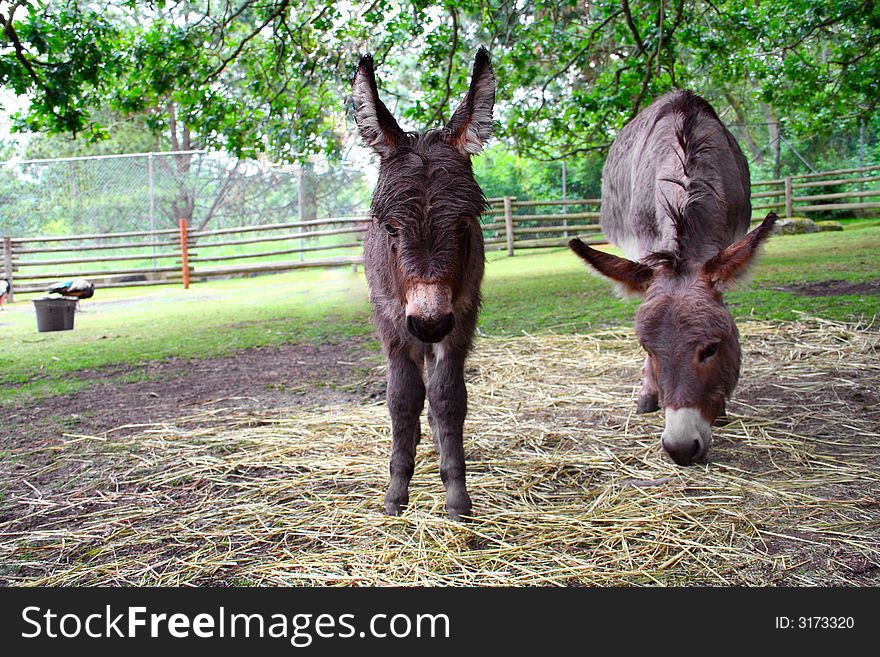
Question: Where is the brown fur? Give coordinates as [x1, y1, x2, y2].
[353, 48, 494, 518]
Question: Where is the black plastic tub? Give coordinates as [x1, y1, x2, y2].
[33, 297, 78, 332]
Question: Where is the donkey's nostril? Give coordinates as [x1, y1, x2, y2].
[405, 315, 418, 338]
[435, 312, 455, 338]
[406, 313, 455, 343]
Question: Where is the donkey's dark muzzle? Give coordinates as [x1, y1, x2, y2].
[662, 438, 703, 466]
[406, 313, 455, 343]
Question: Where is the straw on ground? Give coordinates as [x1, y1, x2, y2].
[1, 318, 878, 586]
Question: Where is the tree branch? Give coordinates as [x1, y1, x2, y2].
[531, 9, 624, 118]
[0, 2, 43, 90]
[203, 0, 290, 85]
[621, 0, 646, 55]
[427, 6, 459, 127]
[527, 141, 612, 162]
[198, 160, 242, 230]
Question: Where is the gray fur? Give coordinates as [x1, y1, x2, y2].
[571, 91, 773, 466]
[600, 91, 751, 263]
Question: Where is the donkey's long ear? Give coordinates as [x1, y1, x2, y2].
[445, 46, 495, 156]
[352, 54, 405, 158]
[569, 239, 654, 296]
[702, 212, 777, 290]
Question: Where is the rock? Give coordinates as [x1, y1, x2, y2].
[774, 217, 820, 235]
[815, 220, 844, 232]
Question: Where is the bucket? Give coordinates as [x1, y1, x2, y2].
[33, 297, 78, 332]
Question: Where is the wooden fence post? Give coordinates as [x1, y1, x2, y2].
[2, 237, 13, 303]
[503, 196, 514, 257]
[784, 176, 793, 218]
[179, 219, 190, 289]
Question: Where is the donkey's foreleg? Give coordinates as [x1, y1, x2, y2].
[384, 351, 425, 516]
[425, 352, 441, 452]
[636, 353, 660, 413]
[427, 353, 471, 520]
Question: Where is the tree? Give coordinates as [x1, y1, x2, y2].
[1, 1, 877, 166]
[1, 1, 349, 160]
[21, 108, 161, 159]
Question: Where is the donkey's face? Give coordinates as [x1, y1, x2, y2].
[569, 212, 776, 465]
[635, 271, 741, 464]
[353, 49, 494, 344]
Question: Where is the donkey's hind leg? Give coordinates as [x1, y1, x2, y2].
[636, 353, 660, 413]
[384, 349, 426, 516]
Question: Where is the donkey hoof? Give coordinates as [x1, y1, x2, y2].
[384, 501, 406, 516]
[446, 506, 472, 522]
[636, 393, 660, 414]
[446, 490, 472, 521]
[384, 488, 408, 516]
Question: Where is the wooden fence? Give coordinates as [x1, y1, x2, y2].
[2, 164, 877, 299]
[483, 197, 604, 256]
[1, 217, 368, 301]
[750, 163, 880, 217]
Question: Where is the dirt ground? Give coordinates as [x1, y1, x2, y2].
[777, 278, 880, 297]
[0, 338, 384, 444]
[1, 321, 878, 586]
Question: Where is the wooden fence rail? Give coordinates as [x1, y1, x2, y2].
[2, 164, 877, 295]
[749, 164, 880, 215]
[4, 215, 370, 294]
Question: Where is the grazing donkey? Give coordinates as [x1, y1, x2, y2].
[569, 91, 776, 466]
[352, 48, 494, 518]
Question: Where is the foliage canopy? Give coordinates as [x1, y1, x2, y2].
[0, 1, 877, 162]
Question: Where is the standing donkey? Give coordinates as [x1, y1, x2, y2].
[352, 48, 494, 519]
[569, 91, 776, 466]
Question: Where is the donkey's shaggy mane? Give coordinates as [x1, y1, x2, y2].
[641, 249, 690, 275]
[653, 90, 730, 259]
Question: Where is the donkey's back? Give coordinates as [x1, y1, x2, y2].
[600, 91, 750, 263]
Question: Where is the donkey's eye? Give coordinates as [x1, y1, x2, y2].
[384, 224, 398, 237]
[699, 343, 719, 362]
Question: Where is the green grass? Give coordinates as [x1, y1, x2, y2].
[3, 223, 879, 404]
[2, 267, 373, 404]
[481, 222, 880, 332]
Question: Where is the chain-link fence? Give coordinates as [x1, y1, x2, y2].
[0, 151, 377, 294]
[0, 151, 373, 239]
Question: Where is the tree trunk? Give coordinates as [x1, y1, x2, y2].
[760, 102, 782, 179]
[168, 102, 195, 226]
[724, 91, 763, 164]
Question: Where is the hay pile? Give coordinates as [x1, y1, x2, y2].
[2, 318, 878, 586]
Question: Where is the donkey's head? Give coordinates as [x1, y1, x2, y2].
[353, 48, 494, 344]
[569, 213, 776, 465]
